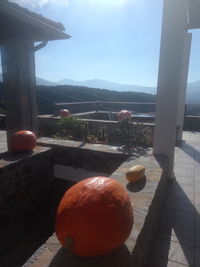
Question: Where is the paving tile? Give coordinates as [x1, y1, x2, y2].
[168, 180, 194, 198]
[145, 172, 162, 182]
[175, 168, 195, 178]
[195, 204, 200, 228]
[167, 260, 189, 266]
[148, 257, 168, 267]
[195, 248, 200, 267]
[175, 158, 194, 166]
[175, 152, 193, 158]
[125, 208, 147, 251]
[196, 203, 200, 211]
[46, 234, 61, 253]
[167, 184, 194, 202]
[195, 177, 200, 186]
[175, 162, 194, 170]
[178, 153, 195, 161]
[195, 193, 200, 205]
[152, 234, 171, 259]
[159, 207, 176, 235]
[172, 210, 195, 241]
[195, 154, 200, 163]
[168, 240, 194, 266]
[158, 232, 195, 248]
[194, 159, 200, 166]
[153, 235, 194, 266]
[176, 176, 194, 186]
[195, 182, 200, 194]
[196, 227, 200, 248]
[194, 168, 200, 179]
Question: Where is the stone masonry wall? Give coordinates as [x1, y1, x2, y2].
[38, 116, 154, 146]
[54, 147, 128, 174]
[0, 114, 6, 129]
[184, 115, 200, 130]
[0, 148, 55, 266]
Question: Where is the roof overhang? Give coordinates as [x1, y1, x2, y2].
[0, 1, 71, 42]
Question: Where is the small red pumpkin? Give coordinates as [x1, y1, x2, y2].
[59, 109, 70, 117]
[117, 110, 132, 121]
[11, 130, 37, 152]
[55, 176, 133, 257]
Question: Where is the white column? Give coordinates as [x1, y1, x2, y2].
[176, 33, 192, 142]
[153, 0, 188, 178]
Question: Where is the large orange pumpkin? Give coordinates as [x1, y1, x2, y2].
[11, 130, 37, 152]
[55, 176, 133, 257]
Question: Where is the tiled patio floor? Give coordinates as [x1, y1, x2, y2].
[148, 131, 200, 267]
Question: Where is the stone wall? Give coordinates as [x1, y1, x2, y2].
[0, 114, 6, 129]
[54, 147, 128, 174]
[184, 115, 200, 130]
[77, 111, 112, 120]
[38, 116, 154, 146]
[0, 147, 56, 266]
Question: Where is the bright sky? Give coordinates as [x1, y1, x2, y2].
[7, 0, 200, 86]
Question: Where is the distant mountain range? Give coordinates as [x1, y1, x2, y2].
[0, 74, 155, 93]
[0, 73, 58, 87]
[36, 77, 58, 86]
[0, 73, 200, 104]
[57, 78, 155, 94]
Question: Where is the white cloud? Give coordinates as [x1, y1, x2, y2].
[10, 0, 70, 8]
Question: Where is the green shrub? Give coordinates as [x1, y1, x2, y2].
[57, 115, 81, 130]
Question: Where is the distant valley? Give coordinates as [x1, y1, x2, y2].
[0, 73, 200, 104]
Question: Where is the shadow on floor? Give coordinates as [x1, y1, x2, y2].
[179, 141, 200, 163]
[147, 179, 199, 267]
[126, 176, 146, 192]
[119, 147, 152, 159]
[49, 245, 131, 267]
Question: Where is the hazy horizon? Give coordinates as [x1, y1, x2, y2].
[42, 77, 200, 87]
[1, 72, 200, 89]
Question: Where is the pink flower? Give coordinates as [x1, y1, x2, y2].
[117, 110, 132, 121]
